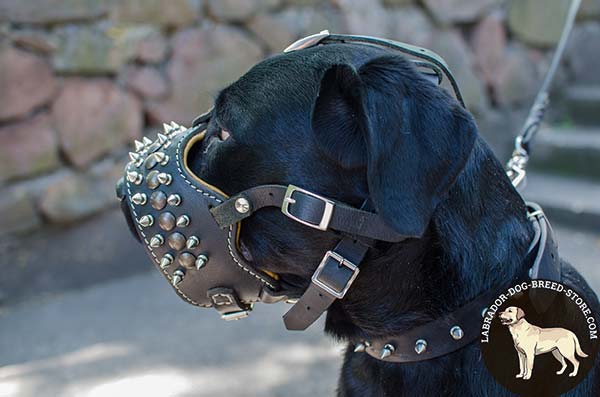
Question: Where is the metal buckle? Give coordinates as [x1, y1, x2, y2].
[311, 251, 359, 299]
[281, 185, 334, 231]
[221, 310, 251, 321]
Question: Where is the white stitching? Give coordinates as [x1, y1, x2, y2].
[125, 165, 211, 308]
[175, 134, 275, 289]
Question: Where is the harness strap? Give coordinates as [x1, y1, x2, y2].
[210, 185, 411, 242]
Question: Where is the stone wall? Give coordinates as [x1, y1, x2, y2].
[1, 0, 598, 237]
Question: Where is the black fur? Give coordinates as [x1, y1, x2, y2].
[184, 44, 599, 396]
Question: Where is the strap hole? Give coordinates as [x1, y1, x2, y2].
[268, 192, 273, 197]
[306, 306, 311, 311]
[318, 293, 323, 297]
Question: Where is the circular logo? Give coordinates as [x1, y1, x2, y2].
[480, 280, 598, 395]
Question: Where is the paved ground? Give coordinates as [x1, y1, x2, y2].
[1, 224, 599, 397]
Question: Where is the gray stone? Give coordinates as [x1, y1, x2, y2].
[123, 66, 169, 99]
[471, 12, 506, 87]
[131, 27, 168, 64]
[387, 6, 434, 47]
[52, 25, 124, 74]
[0, 46, 56, 121]
[39, 159, 123, 223]
[208, 0, 278, 21]
[581, 0, 600, 19]
[565, 85, 600, 126]
[11, 29, 58, 54]
[110, 0, 202, 27]
[337, 0, 388, 37]
[0, 0, 107, 24]
[425, 30, 488, 114]
[508, 0, 571, 47]
[382, 0, 415, 6]
[110, 25, 169, 64]
[247, 13, 297, 52]
[493, 44, 539, 107]
[272, 6, 345, 39]
[566, 22, 600, 84]
[0, 185, 42, 236]
[422, 0, 499, 25]
[147, 24, 263, 123]
[0, 113, 61, 182]
[53, 78, 142, 167]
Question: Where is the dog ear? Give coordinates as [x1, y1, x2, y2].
[516, 307, 525, 320]
[311, 64, 369, 169]
[312, 57, 477, 237]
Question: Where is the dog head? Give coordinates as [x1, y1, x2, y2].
[499, 306, 526, 326]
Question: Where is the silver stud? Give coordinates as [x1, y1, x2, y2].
[354, 340, 371, 353]
[195, 254, 208, 270]
[131, 192, 147, 205]
[150, 234, 164, 248]
[176, 215, 190, 227]
[163, 122, 174, 134]
[143, 136, 153, 147]
[186, 236, 200, 249]
[172, 269, 185, 286]
[138, 215, 154, 227]
[380, 344, 395, 359]
[128, 152, 142, 166]
[234, 197, 251, 214]
[158, 212, 176, 231]
[160, 253, 174, 269]
[155, 152, 169, 166]
[150, 191, 167, 210]
[157, 172, 172, 185]
[146, 170, 160, 189]
[144, 154, 158, 169]
[126, 171, 142, 185]
[168, 232, 186, 250]
[178, 252, 196, 269]
[167, 194, 181, 206]
[450, 325, 464, 341]
[134, 140, 145, 152]
[415, 339, 427, 355]
[157, 133, 168, 144]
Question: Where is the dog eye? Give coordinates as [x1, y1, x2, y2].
[218, 129, 231, 141]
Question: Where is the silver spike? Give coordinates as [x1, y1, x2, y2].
[450, 326, 464, 341]
[170, 121, 180, 129]
[163, 122, 174, 134]
[157, 133, 168, 144]
[167, 194, 181, 206]
[126, 170, 142, 185]
[134, 140, 145, 152]
[186, 236, 200, 249]
[160, 254, 174, 269]
[157, 172, 172, 185]
[154, 152, 169, 166]
[131, 192, 147, 205]
[380, 343, 395, 359]
[195, 254, 208, 270]
[138, 215, 154, 227]
[129, 152, 142, 166]
[172, 269, 185, 286]
[143, 136, 153, 147]
[354, 343, 366, 353]
[150, 234, 164, 248]
[414, 339, 427, 355]
[176, 215, 190, 227]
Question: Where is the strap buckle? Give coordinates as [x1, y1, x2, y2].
[311, 250, 359, 299]
[281, 185, 334, 231]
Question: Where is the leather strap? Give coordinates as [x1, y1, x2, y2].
[283, 237, 371, 330]
[360, 204, 562, 363]
[211, 185, 409, 242]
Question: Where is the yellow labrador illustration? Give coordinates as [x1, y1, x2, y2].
[498, 306, 588, 380]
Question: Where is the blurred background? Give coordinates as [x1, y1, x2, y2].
[0, 0, 599, 396]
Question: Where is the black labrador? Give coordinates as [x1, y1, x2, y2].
[158, 43, 600, 395]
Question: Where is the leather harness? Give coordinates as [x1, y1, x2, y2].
[116, 32, 562, 364]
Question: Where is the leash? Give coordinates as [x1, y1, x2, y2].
[506, 0, 581, 188]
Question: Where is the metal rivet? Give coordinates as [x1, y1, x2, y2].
[172, 269, 185, 286]
[186, 236, 200, 249]
[157, 172, 172, 185]
[167, 194, 181, 206]
[146, 170, 160, 189]
[158, 212, 176, 231]
[354, 340, 371, 353]
[195, 254, 208, 270]
[160, 253, 174, 269]
[150, 234, 164, 248]
[415, 339, 427, 355]
[381, 344, 395, 359]
[168, 232, 186, 250]
[138, 215, 154, 227]
[150, 191, 167, 210]
[450, 325, 464, 341]
[178, 252, 196, 269]
[176, 215, 190, 227]
[234, 197, 251, 214]
[134, 140, 145, 152]
[126, 171, 142, 185]
[131, 192, 147, 205]
[144, 154, 158, 169]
